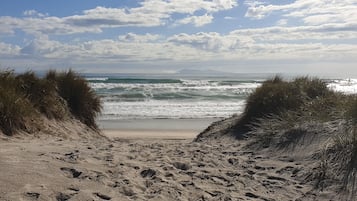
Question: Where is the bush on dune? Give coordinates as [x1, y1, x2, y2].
[241, 76, 347, 146]
[46, 70, 102, 129]
[240, 75, 357, 197]
[15, 71, 68, 119]
[340, 98, 357, 191]
[0, 71, 35, 135]
[0, 69, 102, 136]
[239, 76, 333, 128]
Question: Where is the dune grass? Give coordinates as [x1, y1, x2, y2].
[240, 76, 357, 197]
[0, 71, 35, 135]
[238, 76, 333, 129]
[242, 76, 353, 146]
[16, 71, 68, 119]
[46, 70, 102, 129]
[337, 98, 357, 196]
[0, 69, 101, 136]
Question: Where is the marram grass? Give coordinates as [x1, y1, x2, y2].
[46, 70, 102, 129]
[242, 76, 357, 198]
[0, 69, 102, 136]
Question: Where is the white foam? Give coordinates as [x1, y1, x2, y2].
[90, 82, 261, 91]
[86, 77, 109, 81]
[328, 79, 357, 94]
[99, 100, 246, 120]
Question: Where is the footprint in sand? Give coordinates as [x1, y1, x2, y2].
[68, 187, 80, 192]
[63, 150, 80, 163]
[227, 158, 239, 165]
[24, 192, 40, 200]
[60, 167, 82, 178]
[93, 192, 112, 200]
[120, 186, 135, 197]
[245, 192, 260, 199]
[55, 192, 71, 201]
[173, 162, 190, 171]
[140, 168, 156, 178]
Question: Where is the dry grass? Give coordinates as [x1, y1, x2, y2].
[333, 97, 357, 198]
[16, 71, 68, 119]
[242, 76, 357, 199]
[0, 71, 35, 135]
[238, 76, 333, 130]
[0, 69, 102, 136]
[46, 70, 102, 129]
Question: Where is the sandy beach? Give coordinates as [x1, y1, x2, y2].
[0, 125, 333, 201]
[100, 118, 218, 140]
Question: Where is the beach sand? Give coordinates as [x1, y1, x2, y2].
[0, 130, 324, 200]
[0, 123, 329, 201]
[99, 118, 217, 140]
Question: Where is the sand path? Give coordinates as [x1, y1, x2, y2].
[0, 132, 321, 201]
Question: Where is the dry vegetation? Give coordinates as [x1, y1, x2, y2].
[0, 70, 102, 136]
[235, 76, 357, 199]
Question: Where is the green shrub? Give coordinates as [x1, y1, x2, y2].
[46, 70, 102, 129]
[0, 71, 35, 135]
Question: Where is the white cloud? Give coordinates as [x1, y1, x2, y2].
[65, 6, 165, 28]
[118, 33, 161, 42]
[138, 0, 238, 14]
[0, 24, 356, 71]
[0, 15, 101, 37]
[167, 23, 357, 61]
[175, 14, 213, 27]
[7, 34, 211, 63]
[23, 10, 48, 17]
[0, 42, 20, 56]
[302, 13, 351, 26]
[245, 0, 357, 27]
[245, 4, 273, 19]
[68, 0, 233, 28]
[0, 0, 356, 72]
[276, 19, 288, 26]
[1, 20, 355, 62]
[20, 37, 74, 59]
[224, 16, 236, 20]
[0, 1, 238, 37]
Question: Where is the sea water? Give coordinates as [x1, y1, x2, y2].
[87, 74, 357, 121]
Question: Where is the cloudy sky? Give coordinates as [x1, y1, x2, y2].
[0, 0, 356, 76]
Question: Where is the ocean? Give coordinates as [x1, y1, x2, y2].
[87, 74, 357, 121]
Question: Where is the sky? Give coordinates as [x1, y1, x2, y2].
[0, 0, 356, 77]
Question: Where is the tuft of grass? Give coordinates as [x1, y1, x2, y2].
[0, 69, 101, 136]
[323, 97, 357, 199]
[243, 75, 357, 198]
[0, 71, 35, 135]
[46, 70, 102, 129]
[15, 71, 68, 119]
[342, 98, 357, 195]
[347, 97, 357, 124]
[239, 76, 332, 128]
